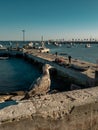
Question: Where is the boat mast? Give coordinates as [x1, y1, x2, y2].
[22, 30, 25, 42]
[41, 35, 45, 47]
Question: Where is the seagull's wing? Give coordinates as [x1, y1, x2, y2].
[29, 76, 41, 90]
[29, 75, 50, 95]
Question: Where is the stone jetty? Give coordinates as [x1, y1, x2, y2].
[0, 48, 98, 130]
[24, 48, 96, 87]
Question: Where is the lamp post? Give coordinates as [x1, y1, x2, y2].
[22, 30, 25, 41]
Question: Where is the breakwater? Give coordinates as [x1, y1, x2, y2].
[1, 48, 95, 87]
[0, 49, 98, 130]
[0, 49, 95, 88]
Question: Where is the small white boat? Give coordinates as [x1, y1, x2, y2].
[9, 42, 12, 46]
[54, 42, 59, 46]
[28, 42, 33, 47]
[0, 44, 7, 50]
[47, 42, 51, 45]
[54, 42, 62, 47]
[70, 64, 90, 71]
[0, 57, 9, 60]
[85, 44, 91, 48]
[0, 44, 3, 48]
[39, 47, 50, 53]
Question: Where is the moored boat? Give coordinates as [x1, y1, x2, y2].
[28, 42, 33, 47]
[39, 47, 50, 53]
[0, 44, 7, 50]
[0, 57, 9, 60]
[70, 64, 90, 71]
[85, 44, 91, 48]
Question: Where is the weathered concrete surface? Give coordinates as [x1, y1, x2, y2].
[0, 87, 98, 130]
[24, 49, 96, 86]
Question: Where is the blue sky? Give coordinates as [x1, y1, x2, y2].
[0, 0, 98, 41]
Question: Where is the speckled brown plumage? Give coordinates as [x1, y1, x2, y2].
[22, 64, 51, 99]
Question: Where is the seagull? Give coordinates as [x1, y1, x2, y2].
[22, 64, 51, 99]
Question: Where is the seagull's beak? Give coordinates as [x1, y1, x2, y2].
[44, 64, 52, 70]
[48, 64, 52, 69]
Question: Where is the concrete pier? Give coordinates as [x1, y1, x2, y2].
[0, 49, 96, 87]
[0, 49, 98, 130]
[23, 49, 96, 87]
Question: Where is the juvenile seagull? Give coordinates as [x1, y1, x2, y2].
[22, 64, 51, 99]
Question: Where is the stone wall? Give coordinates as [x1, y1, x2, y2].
[0, 87, 98, 130]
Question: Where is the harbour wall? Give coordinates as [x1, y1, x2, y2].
[0, 87, 98, 130]
[0, 49, 92, 87]
[0, 49, 98, 130]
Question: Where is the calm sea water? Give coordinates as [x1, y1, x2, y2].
[1, 41, 98, 63]
[0, 42, 97, 128]
[46, 43, 98, 64]
[0, 42, 98, 93]
[0, 57, 64, 93]
[0, 58, 41, 93]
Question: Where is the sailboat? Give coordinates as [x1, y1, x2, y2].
[38, 41, 50, 53]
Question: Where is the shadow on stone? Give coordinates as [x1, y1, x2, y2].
[0, 100, 18, 110]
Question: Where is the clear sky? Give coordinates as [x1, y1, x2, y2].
[0, 0, 98, 41]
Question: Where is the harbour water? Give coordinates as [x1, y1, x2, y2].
[0, 58, 41, 93]
[0, 57, 65, 94]
[1, 41, 98, 63]
[0, 42, 98, 130]
[0, 41, 98, 93]
[46, 43, 98, 64]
